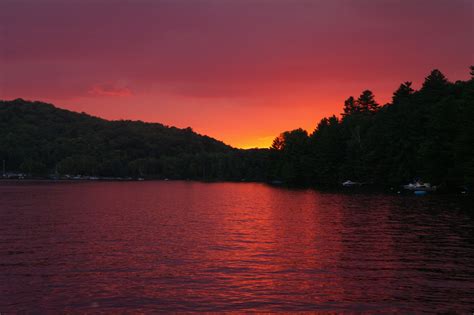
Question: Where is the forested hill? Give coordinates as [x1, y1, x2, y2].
[269, 67, 474, 188]
[0, 99, 269, 180]
[2, 67, 473, 188]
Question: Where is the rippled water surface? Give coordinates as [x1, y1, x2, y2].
[1, 181, 473, 312]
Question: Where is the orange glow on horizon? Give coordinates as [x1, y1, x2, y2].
[1, 0, 472, 149]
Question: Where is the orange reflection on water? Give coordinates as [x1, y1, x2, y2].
[1, 181, 473, 312]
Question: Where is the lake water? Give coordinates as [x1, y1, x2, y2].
[1, 181, 473, 312]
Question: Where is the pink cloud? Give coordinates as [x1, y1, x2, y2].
[88, 84, 133, 97]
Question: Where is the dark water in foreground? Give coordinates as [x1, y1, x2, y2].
[0, 181, 473, 313]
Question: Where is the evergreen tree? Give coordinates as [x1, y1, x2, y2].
[421, 69, 448, 91]
[357, 90, 379, 113]
[392, 81, 414, 104]
[342, 96, 357, 116]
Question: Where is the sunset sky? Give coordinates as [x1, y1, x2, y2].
[1, 0, 472, 148]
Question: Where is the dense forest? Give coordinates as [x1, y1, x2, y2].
[269, 67, 474, 189]
[1, 67, 473, 189]
[0, 100, 269, 181]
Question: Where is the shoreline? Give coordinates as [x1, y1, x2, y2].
[1, 178, 470, 197]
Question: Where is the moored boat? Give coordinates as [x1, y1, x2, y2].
[342, 180, 362, 187]
[403, 181, 436, 192]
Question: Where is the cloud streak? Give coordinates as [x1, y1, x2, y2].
[88, 84, 133, 97]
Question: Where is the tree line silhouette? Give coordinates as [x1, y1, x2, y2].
[0, 99, 269, 181]
[0, 67, 473, 189]
[268, 67, 474, 189]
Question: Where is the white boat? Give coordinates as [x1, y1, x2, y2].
[342, 180, 362, 187]
[403, 181, 436, 192]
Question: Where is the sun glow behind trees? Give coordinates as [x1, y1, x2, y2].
[269, 68, 474, 186]
[1, 1, 472, 148]
[1, 67, 473, 188]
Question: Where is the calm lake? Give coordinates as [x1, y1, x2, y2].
[1, 181, 473, 312]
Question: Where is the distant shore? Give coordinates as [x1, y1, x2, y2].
[1, 177, 470, 197]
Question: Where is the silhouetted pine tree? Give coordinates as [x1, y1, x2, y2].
[342, 96, 357, 116]
[357, 90, 379, 113]
[392, 82, 414, 104]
